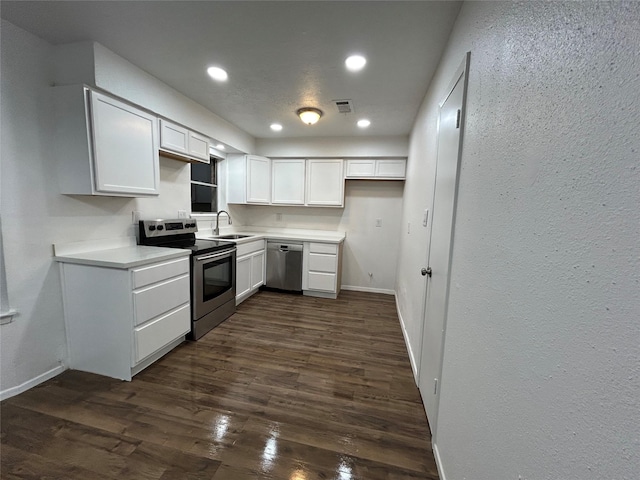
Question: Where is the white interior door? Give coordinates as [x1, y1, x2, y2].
[419, 54, 470, 436]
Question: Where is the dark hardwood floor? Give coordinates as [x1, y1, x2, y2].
[1, 290, 438, 479]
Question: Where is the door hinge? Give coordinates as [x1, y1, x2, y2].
[434, 378, 438, 395]
[456, 109, 461, 128]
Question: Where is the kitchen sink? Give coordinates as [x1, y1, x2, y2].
[216, 234, 253, 239]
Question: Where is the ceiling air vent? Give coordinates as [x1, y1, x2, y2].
[333, 99, 354, 114]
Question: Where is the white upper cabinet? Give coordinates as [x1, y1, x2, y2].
[227, 154, 271, 204]
[187, 131, 210, 162]
[345, 159, 406, 179]
[271, 159, 306, 205]
[159, 119, 210, 163]
[247, 155, 271, 203]
[306, 159, 345, 207]
[53, 86, 159, 197]
[159, 120, 188, 155]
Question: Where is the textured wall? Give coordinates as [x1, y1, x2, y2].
[397, 2, 640, 479]
[0, 21, 191, 396]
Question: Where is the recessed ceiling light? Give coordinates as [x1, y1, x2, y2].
[207, 66, 228, 82]
[270, 123, 283, 132]
[357, 119, 371, 128]
[345, 55, 367, 72]
[215, 143, 225, 150]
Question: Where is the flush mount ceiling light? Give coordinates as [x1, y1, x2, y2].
[297, 107, 323, 125]
[345, 55, 367, 72]
[357, 119, 371, 128]
[206, 66, 228, 82]
[270, 123, 283, 132]
[215, 143, 225, 150]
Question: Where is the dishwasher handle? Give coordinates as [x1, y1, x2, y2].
[267, 242, 303, 253]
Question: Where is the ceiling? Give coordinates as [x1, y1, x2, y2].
[1, 1, 462, 139]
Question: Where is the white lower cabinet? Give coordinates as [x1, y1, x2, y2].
[302, 242, 343, 299]
[236, 239, 266, 304]
[59, 256, 191, 381]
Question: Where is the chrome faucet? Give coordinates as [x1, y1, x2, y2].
[214, 210, 231, 236]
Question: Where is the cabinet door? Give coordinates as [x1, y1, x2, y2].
[306, 159, 344, 206]
[246, 155, 271, 204]
[271, 159, 306, 204]
[188, 131, 210, 163]
[375, 159, 406, 178]
[159, 119, 189, 155]
[90, 91, 159, 195]
[345, 159, 375, 178]
[250, 251, 265, 290]
[236, 255, 252, 299]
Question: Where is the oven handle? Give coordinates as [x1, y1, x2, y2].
[194, 249, 236, 262]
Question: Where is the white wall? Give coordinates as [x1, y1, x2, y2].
[235, 137, 408, 292]
[52, 41, 255, 154]
[229, 180, 404, 293]
[397, 2, 640, 479]
[0, 21, 192, 397]
[256, 136, 408, 158]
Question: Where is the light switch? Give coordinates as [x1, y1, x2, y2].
[423, 209, 429, 227]
[375, 218, 382, 227]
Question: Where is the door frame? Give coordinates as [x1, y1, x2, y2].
[418, 52, 471, 439]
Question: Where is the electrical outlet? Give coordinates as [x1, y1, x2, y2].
[276, 213, 282, 221]
[178, 210, 188, 219]
[407, 222, 411, 234]
[375, 218, 382, 227]
[423, 209, 429, 227]
[132, 211, 141, 224]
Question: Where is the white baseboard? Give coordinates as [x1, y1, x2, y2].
[433, 443, 447, 480]
[0, 364, 66, 401]
[395, 294, 419, 381]
[341, 285, 395, 295]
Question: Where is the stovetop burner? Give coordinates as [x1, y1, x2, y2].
[138, 219, 235, 255]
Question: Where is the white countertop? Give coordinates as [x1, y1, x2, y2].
[197, 227, 346, 244]
[54, 245, 191, 269]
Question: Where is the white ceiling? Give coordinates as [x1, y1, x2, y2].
[1, 1, 462, 139]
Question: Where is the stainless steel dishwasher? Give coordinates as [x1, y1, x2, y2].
[266, 241, 303, 291]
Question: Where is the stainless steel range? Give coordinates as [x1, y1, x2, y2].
[138, 219, 236, 340]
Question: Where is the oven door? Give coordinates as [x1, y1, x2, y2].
[192, 248, 236, 320]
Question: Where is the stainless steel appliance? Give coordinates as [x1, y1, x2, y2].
[138, 219, 236, 340]
[266, 241, 303, 291]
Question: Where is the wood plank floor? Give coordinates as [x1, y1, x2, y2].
[1, 290, 438, 479]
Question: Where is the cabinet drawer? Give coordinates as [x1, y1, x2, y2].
[237, 239, 265, 257]
[308, 253, 337, 273]
[134, 304, 190, 363]
[132, 257, 189, 289]
[309, 242, 338, 255]
[307, 272, 336, 292]
[134, 274, 190, 326]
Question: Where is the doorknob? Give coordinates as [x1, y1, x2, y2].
[421, 267, 432, 277]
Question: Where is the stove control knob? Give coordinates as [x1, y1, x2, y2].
[157, 225, 164, 230]
[149, 225, 156, 231]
